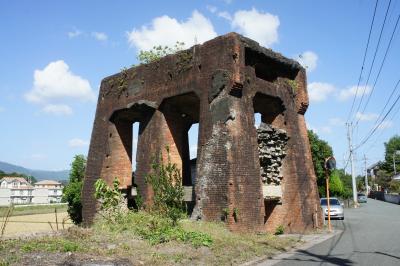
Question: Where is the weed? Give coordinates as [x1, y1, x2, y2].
[286, 79, 298, 94]
[21, 238, 83, 253]
[222, 208, 229, 221]
[137, 42, 185, 64]
[233, 207, 239, 220]
[146, 146, 185, 225]
[274, 225, 285, 235]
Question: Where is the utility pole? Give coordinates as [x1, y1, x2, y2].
[364, 154, 368, 194]
[346, 122, 358, 206]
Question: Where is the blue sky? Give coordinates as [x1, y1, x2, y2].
[1, 0, 399, 175]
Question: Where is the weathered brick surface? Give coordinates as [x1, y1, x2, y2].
[82, 33, 322, 232]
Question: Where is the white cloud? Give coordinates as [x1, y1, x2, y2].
[307, 82, 336, 102]
[127, 10, 217, 51]
[42, 104, 73, 115]
[92, 32, 108, 41]
[0, 106, 4, 112]
[355, 112, 378, 122]
[25, 60, 95, 104]
[206, 5, 217, 13]
[68, 138, 89, 148]
[338, 85, 371, 101]
[377, 120, 393, 130]
[231, 8, 279, 47]
[296, 51, 318, 72]
[218, 11, 232, 21]
[68, 29, 82, 38]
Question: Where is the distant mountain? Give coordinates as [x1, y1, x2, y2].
[0, 161, 69, 181]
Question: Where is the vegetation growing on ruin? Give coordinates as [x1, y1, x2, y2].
[145, 146, 185, 225]
[92, 158, 211, 247]
[137, 42, 185, 64]
[286, 79, 298, 93]
[274, 225, 285, 235]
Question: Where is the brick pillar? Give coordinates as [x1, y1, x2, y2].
[100, 119, 132, 188]
[135, 110, 163, 207]
[135, 107, 190, 206]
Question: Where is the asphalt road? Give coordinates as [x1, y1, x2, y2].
[272, 199, 400, 266]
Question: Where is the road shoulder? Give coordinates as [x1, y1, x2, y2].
[243, 230, 342, 266]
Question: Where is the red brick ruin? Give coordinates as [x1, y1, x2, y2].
[82, 33, 322, 233]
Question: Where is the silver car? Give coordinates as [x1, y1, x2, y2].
[357, 193, 368, 203]
[320, 197, 344, 220]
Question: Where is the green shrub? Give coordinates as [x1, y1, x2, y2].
[62, 181, 82, 225]
[146, 146, 185, 225]
[95, 178, 124, 209]
[94, 178, 128, 224]
[94, 211, 213, 247]
[137, 42, 185, 64]
[274, 225, 284, 235]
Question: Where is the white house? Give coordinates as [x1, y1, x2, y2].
[32, 180, 63, 204]
[0, 177, 64, 206]
[0, 177, 34, 206]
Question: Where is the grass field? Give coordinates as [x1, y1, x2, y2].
[1, 212, 72, 237]
[0, 204, 67, 217]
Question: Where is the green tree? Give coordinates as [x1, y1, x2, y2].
[62, 154, 86, 224]
[69, 154, 86, 183]
[329, 170, 344, 197]
[308, 130, 334, 197]
[382, 135, 400, 175]
[389, 180, 400, 193]
[375, 169, 391, 190]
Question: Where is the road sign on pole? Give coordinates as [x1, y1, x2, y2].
[325, 156, 336, 232]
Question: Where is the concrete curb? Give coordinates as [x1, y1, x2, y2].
[242, 230, 342, 266]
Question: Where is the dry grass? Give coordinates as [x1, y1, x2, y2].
[1, 212, 72, 237]
[0, 215, 301, 266]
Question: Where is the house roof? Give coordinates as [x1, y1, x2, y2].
[0, 177, 29, 183]
[35, 180, 62, 185]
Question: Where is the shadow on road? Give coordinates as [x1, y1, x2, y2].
[282, 250, 354, 265]
[354, 251, 400, 260]
[277, 249, 354, 265]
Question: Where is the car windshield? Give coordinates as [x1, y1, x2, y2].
[321, 199, 340, 206]
[358, 193, 365, 197]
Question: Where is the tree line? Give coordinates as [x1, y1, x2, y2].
[308, 130, 400, 197]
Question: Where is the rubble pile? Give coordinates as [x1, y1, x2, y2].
[257, 123, 289, 185]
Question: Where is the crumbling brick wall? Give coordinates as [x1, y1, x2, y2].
[82, 32, 322, 233]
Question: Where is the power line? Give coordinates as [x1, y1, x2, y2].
[363, 95, 400, 153]
[355, 78, 400, 150]
[357, 12, 400, 122]
[346, 0, 380, 123]
[353, 0, 392, 122]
